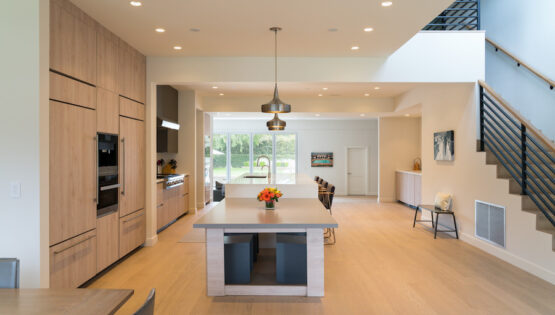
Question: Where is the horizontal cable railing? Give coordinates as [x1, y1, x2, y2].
[486, 38, 555, 90]
[423, 0, 480, 30]
[479, 80, 555, 227]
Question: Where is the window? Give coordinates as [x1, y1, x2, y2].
[230, 134, 250, 179]
[214, 133, 297, 181]
[212, 134, 227, 183]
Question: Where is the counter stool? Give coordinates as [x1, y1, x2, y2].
[414, 205, 459, 239]
[224, 234, 253, 284]
[276, 234, 307, 284]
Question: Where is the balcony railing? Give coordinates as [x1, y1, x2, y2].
[423, 0, 480, 31]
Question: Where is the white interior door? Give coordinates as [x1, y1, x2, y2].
[347, 147, 366, 195]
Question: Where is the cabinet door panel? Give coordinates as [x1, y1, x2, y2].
[97, 88, 119, 134]
[413, 175, 422, 207]
[120, 96, 145, 121]
[50, 229, 97, 288]
[119, 117, 145, 217]
[119, 209, 146, 257]
[96, 212, 119, 272]
[50, 101, 97, 246]
[50, 72, 96, 109]
[50, 1, 96, 84]
[96, 27, 119, 92]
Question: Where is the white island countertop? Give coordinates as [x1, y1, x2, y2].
[193, 198, 337, 229]
[225, 173, 318, 198]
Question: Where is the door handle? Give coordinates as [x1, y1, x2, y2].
[94, 135, 98, 204]
[121, 138, 126, 195]
[100, 184, 121, 191]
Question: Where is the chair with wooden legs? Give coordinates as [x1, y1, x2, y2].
[322, 185, 336, 245]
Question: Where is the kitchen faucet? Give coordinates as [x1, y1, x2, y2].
[256, 155, 271, 179]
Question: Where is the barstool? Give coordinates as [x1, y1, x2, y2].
[322, 185, 336, 245]
[314, 176, 320, 182]
[276, 234, 307, 284]
[224, 234, 253, 284]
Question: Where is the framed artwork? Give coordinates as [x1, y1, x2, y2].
[434, 130, 454, 161]
[311, 152, 333, 167]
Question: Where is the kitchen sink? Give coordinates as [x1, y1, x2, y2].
[244, 175, 267, 178]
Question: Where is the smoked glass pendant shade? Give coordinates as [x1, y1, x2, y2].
[266, 113, 286, 131]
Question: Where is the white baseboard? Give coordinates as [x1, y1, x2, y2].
[144, 234, 158, 247]
[460, 232, 555, 285]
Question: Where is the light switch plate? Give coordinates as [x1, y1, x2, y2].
[10, 182, 21, 199]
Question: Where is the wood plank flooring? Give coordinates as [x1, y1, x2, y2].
[86, 197, 555, 315]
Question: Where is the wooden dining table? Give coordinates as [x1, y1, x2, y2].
[0, 288, 133, 315]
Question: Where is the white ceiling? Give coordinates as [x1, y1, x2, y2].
[212, 111, 420, 120]
[173, 82, 421, 98]
[70, 0, 452, 57]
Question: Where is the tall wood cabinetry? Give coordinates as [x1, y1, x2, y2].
[49, 0, 146, 288]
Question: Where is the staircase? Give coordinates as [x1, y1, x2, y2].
[478, 80, 555, 251]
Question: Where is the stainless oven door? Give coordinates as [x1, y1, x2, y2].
[97, 174, 120, 217]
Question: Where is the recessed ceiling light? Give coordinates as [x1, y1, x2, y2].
[129, 1, 142, 7]
[328, 28, 339, 32]
[351, 46, 360, 50]
[364, 93, 370, 96]
[212, 86, 218, 89]
[219, 93, 224, 96]
[364, 27, 374, 32]
[173, 46, 182, 50]
[190, 28, 201, 32]
[381, 1, 393, 7]
[360, 113, 366, 117]
[322, 87, 328, 91]
[315, 114, 321, 117]
[155, 28, 165, 33]
[318, 93, 323, 97]
[374, 86, 381, 90]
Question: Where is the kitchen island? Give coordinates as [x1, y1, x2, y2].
[193, 198, 337, 296]
[225, 173, 318, 198]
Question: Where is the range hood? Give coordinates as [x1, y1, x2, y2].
[157, 85, 179, 153]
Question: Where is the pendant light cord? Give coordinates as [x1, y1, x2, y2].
[274, 28, 278, 85]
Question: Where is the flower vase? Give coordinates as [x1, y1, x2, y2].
[265, 200, 275, 210]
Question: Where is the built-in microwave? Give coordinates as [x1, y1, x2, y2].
[97, 133, 119, 217]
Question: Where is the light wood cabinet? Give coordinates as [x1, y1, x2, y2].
[49, 100, 97, 246]
[96, 88, 119, 134]
[50, 71, 96, 109]
[119, 209, 146, 258]
[50, 229, 97, 289]
[119, 116, 145, 217]
[396, 171, 422, 207]
[96, 212, 119, 272]
[119, 96, 145, 121]
[50, 0, 96, 85]
[157, 177, 190, 231]
[118, 40, 146, 104]
[96, 26, 119, 93]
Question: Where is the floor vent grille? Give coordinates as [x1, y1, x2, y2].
[475, 200, 505, 248]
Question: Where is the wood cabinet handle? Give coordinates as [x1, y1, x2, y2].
[53, 235, 95, 255]
[123, 212, 144, 223]
[95, 135, 98, 204]
[157, 203, 164, 208]
[121, 138, 126, 195]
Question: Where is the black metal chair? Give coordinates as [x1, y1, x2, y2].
[0, 258, 19, 288]
[318, 178, 324, 185]
[314, 176, 320, 182]
[133, 288, 155, 315]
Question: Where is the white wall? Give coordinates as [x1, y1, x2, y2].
[482, 0, 555, 140]
[0, 0, 49, 288]
[378, 117, 422, 202]
[213, 119, 379, 195]
[396, 83, 555, 284]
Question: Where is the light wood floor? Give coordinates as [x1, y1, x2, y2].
[87, 197, 555, 315]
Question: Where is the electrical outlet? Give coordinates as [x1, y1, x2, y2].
[10, 182, 21, 199]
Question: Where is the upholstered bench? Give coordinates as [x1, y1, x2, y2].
[276, 234, 307, 284]
[224, 234, 253, 284]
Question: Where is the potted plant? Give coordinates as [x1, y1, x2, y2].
[257, 187, 283, 210]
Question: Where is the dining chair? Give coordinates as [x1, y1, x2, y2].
[314, 176, 320, 182]
[133, 288, 155, 315]
[0, 258, 19, 288]
[323, 185, 336, 245]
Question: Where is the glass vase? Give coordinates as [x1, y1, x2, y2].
[265, 200, 275, 210]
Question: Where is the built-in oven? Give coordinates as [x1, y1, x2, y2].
[97, 133, 119, 217]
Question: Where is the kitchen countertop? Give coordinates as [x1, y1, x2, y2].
[193, 198, 338, 229]
[228, 173, 314, 185]
[396, 170, 422, 175]
[225, 173, 318, 198]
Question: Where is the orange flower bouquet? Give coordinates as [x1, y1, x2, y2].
[257, 187, 283, 210]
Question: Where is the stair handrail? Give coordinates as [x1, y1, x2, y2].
[478, 80, 555, 151]
[486, 38, 555, 90]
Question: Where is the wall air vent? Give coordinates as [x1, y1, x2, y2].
[475, 200, 506, 248]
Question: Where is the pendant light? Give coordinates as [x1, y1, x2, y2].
[261, 27, 291, 114]
[267, 113, 286, 131]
